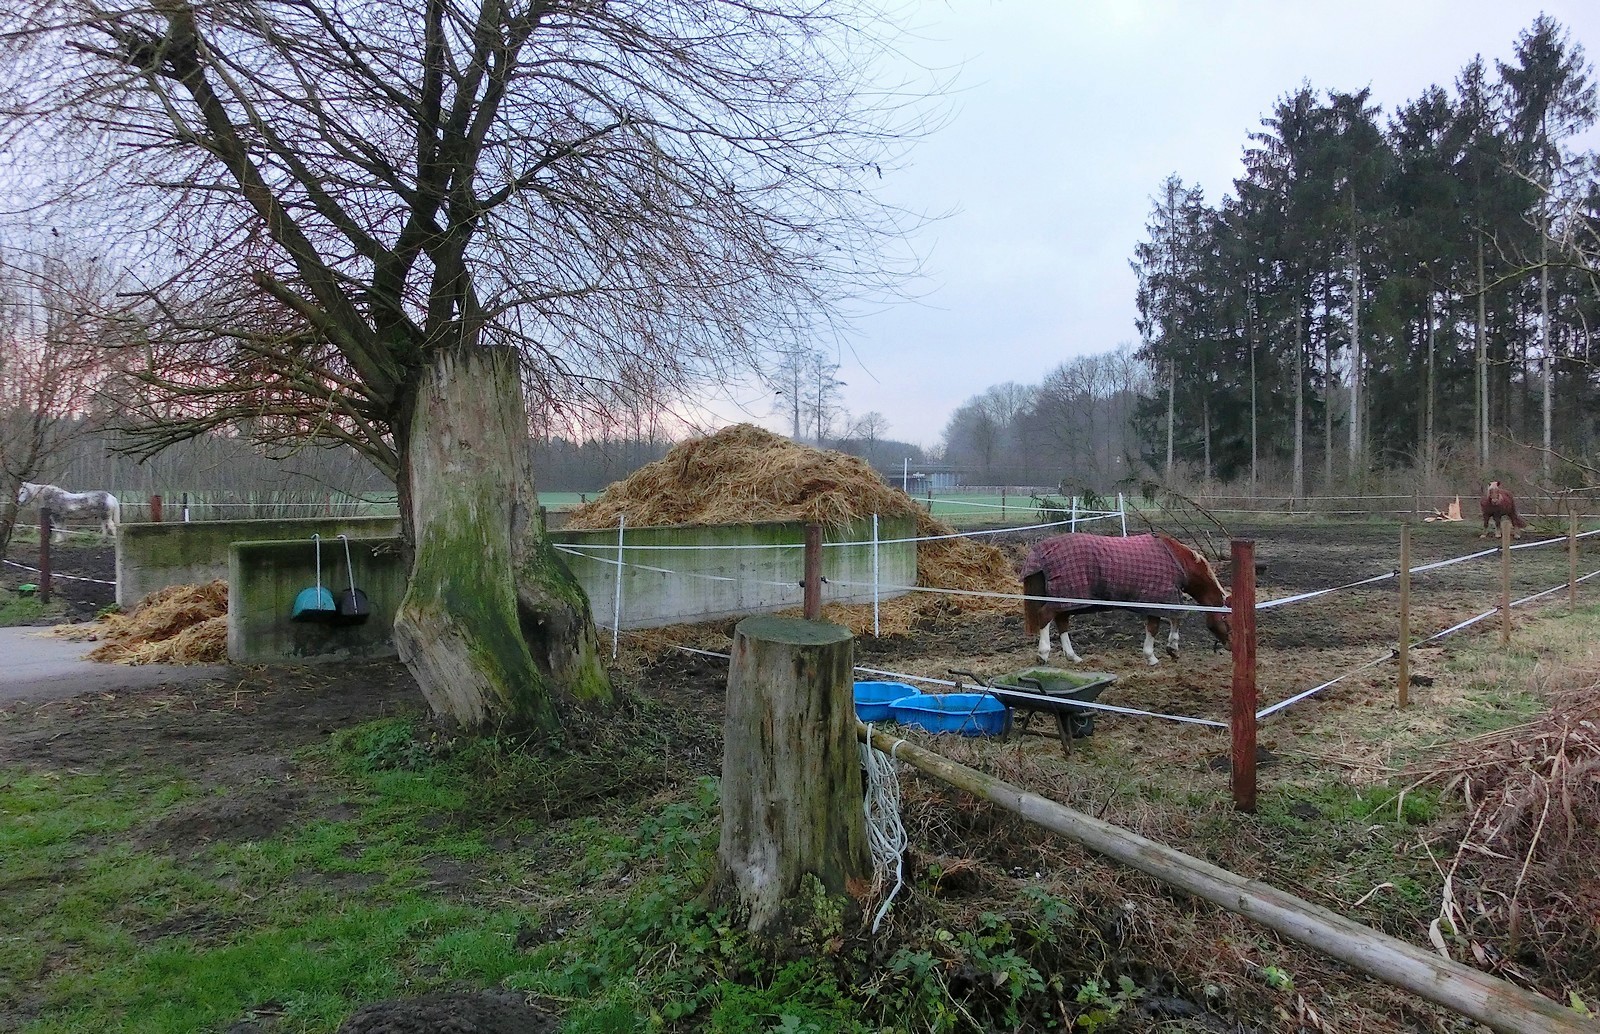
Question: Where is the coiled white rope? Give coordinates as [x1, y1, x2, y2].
[861, 726, 907, 933]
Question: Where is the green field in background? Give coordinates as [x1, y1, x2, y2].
[537, 491, 590, 510]
[926, 493, 1126, 525]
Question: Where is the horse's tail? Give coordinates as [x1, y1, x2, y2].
[105, 494, 121, 534]
[1021, 570, 1047, 635]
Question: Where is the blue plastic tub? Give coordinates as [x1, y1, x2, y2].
[889, 693, 1011, 737]
[854, 680, 917, 722]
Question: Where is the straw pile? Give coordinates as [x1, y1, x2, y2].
[53, 580, 229, 665]
[564, 424, 1016, 633]
[1400, 675, 1600, 990]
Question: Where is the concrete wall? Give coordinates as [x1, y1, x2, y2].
[218, 515, 917, 663]
[550, 515, 918, 630]
[228, 536, 407, 664]
[118, 516, 400, 607]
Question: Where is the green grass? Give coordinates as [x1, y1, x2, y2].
[0, 587, 56, 626]
[537, 491, 590, 511]
[1, 709, 899, 1033]
[9, 599, 1600, 1030]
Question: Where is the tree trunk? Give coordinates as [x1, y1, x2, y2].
[1323, 278, 1334, 491]
[1293, 310, 1304, 499]
[1164, 358, 1175, 482]
[711, 615, 869, 946]
[1540, 224, 1551, 479]
[1248, 302, 1258, 491]
[1477, 239, 1489, 470]
[1425, 294, 1436, 469]
[393, 344, 611, 733]
[1347, 249, 1361, 472]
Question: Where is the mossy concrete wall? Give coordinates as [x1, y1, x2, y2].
[228, 537, 408, 664]
[214, 516, 917, 663]
[118, 517, 400, 607]
[550, 516, 918, 630]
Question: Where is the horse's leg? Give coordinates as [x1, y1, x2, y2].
[1057, 615, 1083, 664]
[1036, 620, 1052, 662]
[1165, 614, 1181, 658]
[1142, 617, 1160, 666]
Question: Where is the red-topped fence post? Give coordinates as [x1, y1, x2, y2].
[803, 523, 822, 621]
[38, 508, 54, 604]
[1229, 538, 1258, 813]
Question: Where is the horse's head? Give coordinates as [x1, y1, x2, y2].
[1207, 593, 1232, 650]
[1197, 580, 1231, 650]
[1160, 533, 1234, 647]
[17, 482, 40, 506]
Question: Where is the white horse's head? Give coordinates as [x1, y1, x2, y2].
[17, 482, 41, 506]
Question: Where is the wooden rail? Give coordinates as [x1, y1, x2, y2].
[860, 724, 1597, 1034]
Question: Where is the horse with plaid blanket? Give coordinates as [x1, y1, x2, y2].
[1020, 532, 1230, 666]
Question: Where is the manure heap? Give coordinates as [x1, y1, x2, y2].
[52, 580, 228, 665]
[563, 424, 1016, 628]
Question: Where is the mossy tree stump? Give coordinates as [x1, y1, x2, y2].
[392, 345, 610, 734]
[710, 615, 869, 946]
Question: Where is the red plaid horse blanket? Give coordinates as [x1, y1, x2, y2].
[1022, 534, 1185, 618]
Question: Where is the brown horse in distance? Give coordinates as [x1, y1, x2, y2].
[1480, 481, 1528, 538]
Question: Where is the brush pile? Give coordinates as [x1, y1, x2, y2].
[1401, 675, 1600, 995]
[53, 580, 229, 665]
[563, 424, 1017, 633]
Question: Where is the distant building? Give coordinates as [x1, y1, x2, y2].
[882, 463, 964, 495]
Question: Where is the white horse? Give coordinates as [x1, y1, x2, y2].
[18, 482, 121, 537]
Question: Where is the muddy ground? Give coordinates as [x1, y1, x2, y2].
[2, 516, 1595, 1030]
[1, 532, 118, 621]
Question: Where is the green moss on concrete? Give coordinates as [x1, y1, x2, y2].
[126, 518, 400, 568]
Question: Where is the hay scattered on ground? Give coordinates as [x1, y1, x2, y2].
[1400, 671, 1600, 992]
[53, 581, 229, 665]
[563, 424, 1017, 633]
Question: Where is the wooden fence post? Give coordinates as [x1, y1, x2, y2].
[1230, 538, 1258, 814]
[149, 494, 163, 523]
[1500, 519, 1513, 646]
[38, 508, 53, 604]
[716, 616, 867, 941]
[803, 522, 822, 621]
[1399, 522, 1411, 709]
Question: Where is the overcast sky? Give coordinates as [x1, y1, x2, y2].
[712, 0, 1600, 452]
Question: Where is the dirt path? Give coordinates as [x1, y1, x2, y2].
[0, 627, 232, 705]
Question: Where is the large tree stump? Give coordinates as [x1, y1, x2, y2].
[392, 344, 610, 734]
[711, 615, 869, 946]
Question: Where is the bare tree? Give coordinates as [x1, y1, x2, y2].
[3, 0, 929, 730]
[849, 410, 890, 463]
[0, 249, 115, 559]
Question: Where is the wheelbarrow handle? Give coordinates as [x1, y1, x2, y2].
[946, 668, 985, 690]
